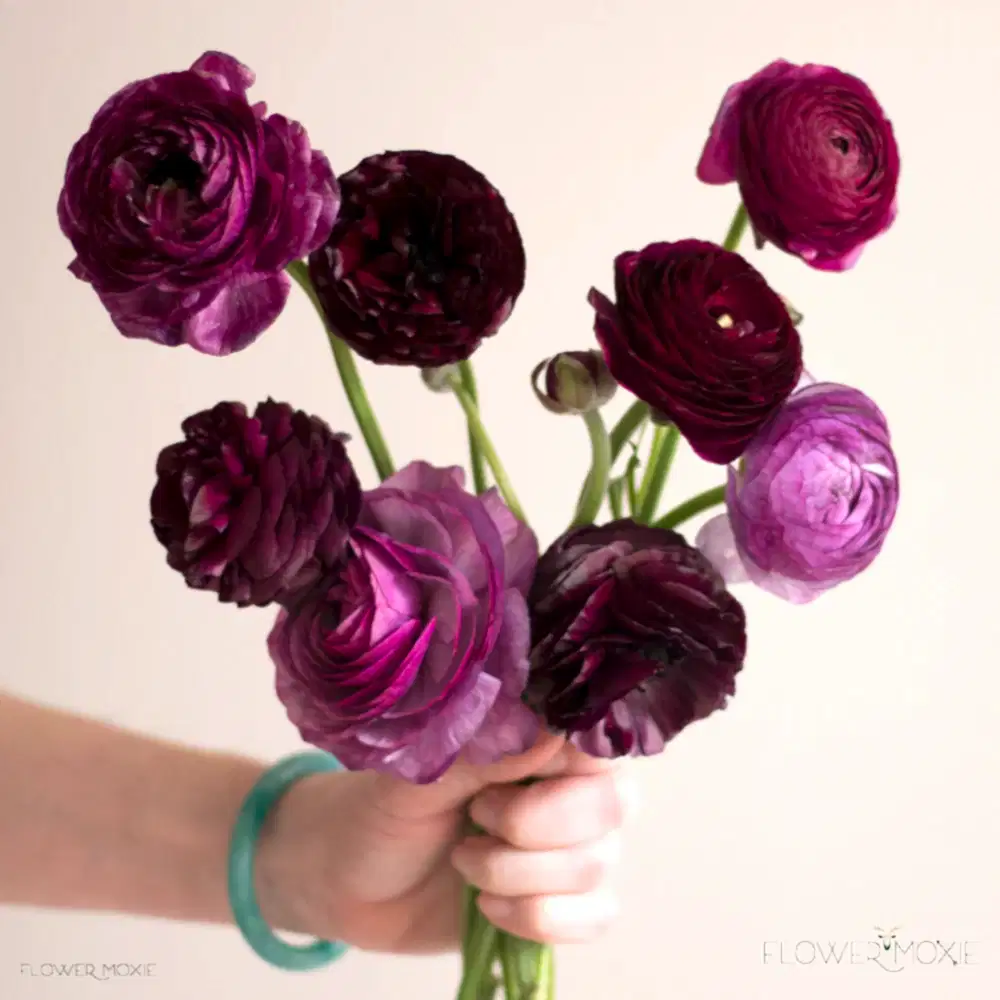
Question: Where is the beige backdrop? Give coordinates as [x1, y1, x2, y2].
[1, 0, 997, 997]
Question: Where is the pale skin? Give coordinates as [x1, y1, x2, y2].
[0, 693, 636, 953]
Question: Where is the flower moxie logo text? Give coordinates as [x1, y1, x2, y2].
[763, 927, 979, 973]
[20, 962, 156, 982]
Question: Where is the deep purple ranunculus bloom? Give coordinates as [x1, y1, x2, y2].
[59, 51, 339, 355]
[697, 60, 899, 271]
[697, 382, 899, 603]
[590, 240, 802, 464]
[151, 400, 360, 608]
[308, 151, 525, 367]
[525, 520, 747, 758]
[270, 462, 540, 783]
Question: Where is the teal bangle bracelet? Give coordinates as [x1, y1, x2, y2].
[227, 750, 349, 971]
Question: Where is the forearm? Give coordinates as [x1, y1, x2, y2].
[0, 693, 265, 925]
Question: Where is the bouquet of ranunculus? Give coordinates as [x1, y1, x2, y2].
[59, 51, 900, 998]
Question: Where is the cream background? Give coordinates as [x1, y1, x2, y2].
[0, 0, 997, 997]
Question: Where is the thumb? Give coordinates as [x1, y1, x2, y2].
[367, 731, 567, 823]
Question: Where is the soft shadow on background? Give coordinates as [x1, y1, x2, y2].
[0, 1, 997, 998]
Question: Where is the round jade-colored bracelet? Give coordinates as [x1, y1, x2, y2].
[227, 750, 349, 971]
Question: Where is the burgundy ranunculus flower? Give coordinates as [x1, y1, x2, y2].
[59, 51, 339, 355]
[270, 462, 540, 783]
[526, 520, 747, 758]
[151, 400, 360, 607]
[590, 240, 802, 464]
[697, 382, 899, 603]
[697, 60, 899, 271]
[308, 150, 525, 367]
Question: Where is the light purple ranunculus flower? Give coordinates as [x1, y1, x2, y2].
[58, 51, 339, 356]
[269, 461, 540, 783]
[697, 60, 899, 271]
[697, 383, 899, 603]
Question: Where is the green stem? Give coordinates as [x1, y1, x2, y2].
[458, 360, 489, 494]
[654, 484, 726, 531]
[287, 260, 395, 482]
[456, 910, 497, 1000]
[498, 935, 520, 999]
[608, 477, 625, 520]
[538, 945, 555, 1000]
[723, 202, 749, 252]
[635, 424, 680, 524]
[609, 400, 650, 464]
[571, 409, 612, 528]
[448, 380, 527, 524]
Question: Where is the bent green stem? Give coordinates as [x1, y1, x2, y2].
[571, 409, 612, 528]
[448, 380, 527, 523]
[654, 484, 726, 531]
[635, 424, 680, 525]
[609, 400, 650, 464]
[723, 202, 749, 252]
[457, 360, 489, 494]
[287, 260, 395, 482]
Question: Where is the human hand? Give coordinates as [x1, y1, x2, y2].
[255, 734, 637, 954]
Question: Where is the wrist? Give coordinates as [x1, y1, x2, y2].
[251, 768, 352, 939]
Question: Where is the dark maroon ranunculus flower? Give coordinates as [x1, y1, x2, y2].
[526, 520, 747, 758]
[59, 51, 339, 355]
[308, 150, 525, 367]
[150, 400, 360, 607]
[697, 60, 899, 271]
[589, 240, 803, 464]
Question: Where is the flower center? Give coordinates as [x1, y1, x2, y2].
[830, 135, 850, 155]
[145, 151, 203, 194]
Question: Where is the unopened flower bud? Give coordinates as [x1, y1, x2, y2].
[532, 350, 617, 415]
[421, 364, 463, 393]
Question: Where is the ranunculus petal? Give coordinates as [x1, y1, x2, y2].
[182, 271, 291, 356]
[695, 512, 750, 585]
[382, 461, 466, 495]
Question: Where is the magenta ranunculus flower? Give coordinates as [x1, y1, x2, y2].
[526, 521, 747, 758]
[151, 400, 360, 608]
[590, 240, 802, 464]
[697, 382, 899, 603]
[309, 151, 525, 367]
[270, 462, 540, 783]
[59, 51, 339, 355]
[697, 60, 899, 271]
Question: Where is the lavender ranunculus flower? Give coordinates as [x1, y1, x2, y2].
[151, 400, 360, 608]
[697, 60, 899, 271]
[59, 51, 339, 355]
[526, 521, 747, 758]
[697, 382, 899, 603]
[270, 462, 540, 783]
